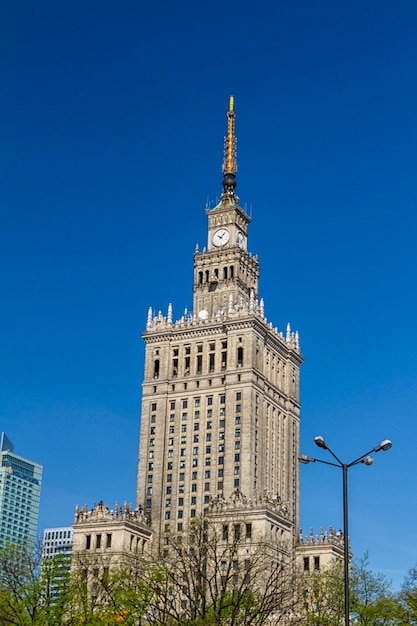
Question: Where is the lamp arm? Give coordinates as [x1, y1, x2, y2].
[348, 448, 377, 468]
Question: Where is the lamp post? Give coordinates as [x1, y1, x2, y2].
[299, 437, 392, 626]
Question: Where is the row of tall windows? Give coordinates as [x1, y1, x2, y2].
[152, 342, 244, 378]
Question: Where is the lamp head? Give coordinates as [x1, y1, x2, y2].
[299, 454, 316, 465]
[314, 436, 328, 450]
[362, 456, 374, 466]
[374, 439, 392, 452]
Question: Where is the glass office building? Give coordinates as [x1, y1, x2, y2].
[0, 432, 43, 550]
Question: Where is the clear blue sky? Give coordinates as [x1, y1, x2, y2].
[1, 0, 416, 589]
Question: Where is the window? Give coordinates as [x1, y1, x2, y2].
[182, 400, 188, 409]
[168, 438, 174, 446]
[194, 423, 200, 431]
[170, 414, 175, 422]
[86, 535, 91, 550]
[167, 474, 172, 482]
[206, 446, 211, 454]
[314, 556, 320, 571]
[191, 496, 197, 504]
[205, 457, 211, 466]
[207, 421, 212, 429]
[178, 523, 183, 531]
[167, 462, 173, 470]
[218, 444, 224, 452]
[192, 484, 197, 492]
[194, 435, 199, 442]
[165, 499, 171, 507]
[147, 475, 153, 482]
[234, 467, 240, 474]
[235, 428, 241, 437]
[207, 397, 213, 405]
[151, 403, 157, 411]
[218, 468, 224, 477]
[146, 499, 152, 507]
[192, 459, 198, 467]
[235, 416, 241, 424]
[220, 395, 225, 404]
[193, 447, 199, 455]
[219, 431, 225, 439]
[237, 347, 243, 366]
[192, 471, 197, 480]
[182, 413, 187, 420]
[235, 441, 241, 449]
[169, 426, 174, 433]
[181, 436, 187, 444]
[236, 404, 241, 413]
[218, 481, 223, 490]
[106, 533, 112, 548]
[204, 482, 210, 491]
[178, 510, 183, 518]
[179, 472, 185, 481]
[182, 424, 187, 432]
[236, 392, 241, 400]
[147, 487, 153, 495]
[180, 460, 186, 468]
[234, 478, 240, 488]
[194, 410, 200, 419]
[96, 534, 101, 549]
[170, 401, 176, 410]
[234, 524, 241, 541]
[222, 525, 228, 540]
[304, 557, 310, 572]
[168, 450, 173, 457]
[218, 457, 224, 464]
[166, 486, 172, 494]
[178, 498, 184, 506]
[246, 523, 252, 539]
[235, 454, 240, 462]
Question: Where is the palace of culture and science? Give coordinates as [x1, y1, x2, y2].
[72, 98, 343, 574]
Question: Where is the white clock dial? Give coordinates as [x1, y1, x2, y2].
[237, 232, 245, 249]
[213, 228, 230, 247]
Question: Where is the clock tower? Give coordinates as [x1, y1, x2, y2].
[194, 97, 259, 320]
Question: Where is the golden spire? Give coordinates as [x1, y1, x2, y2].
[222, 96, 237, 177]
[221, 96, 238, 198]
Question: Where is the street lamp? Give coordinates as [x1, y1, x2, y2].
[299, 437, 392, 626]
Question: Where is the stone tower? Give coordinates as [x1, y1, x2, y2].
[136, 98, 303, 544]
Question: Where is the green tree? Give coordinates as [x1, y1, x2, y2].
[0, 541, 71, 625]
[302, 553, 399, 626]
[397, 563, 417, 626]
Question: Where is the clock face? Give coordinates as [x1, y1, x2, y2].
[237, 232, 245, 249]
[213, 228, 230, 247]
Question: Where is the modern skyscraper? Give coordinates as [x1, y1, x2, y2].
[136, 98, 303, 542]
[0, 432, 43, 550]
[42, 526, 73, 559]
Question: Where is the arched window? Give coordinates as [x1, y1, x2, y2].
[230, 265, 234, 279]
[198, 271, 203, 285]
[154, 359, 160, 378]
[223, 267, 228, 280]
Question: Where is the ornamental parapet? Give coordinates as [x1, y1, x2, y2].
[144, 301, 300, 353]
[74, 500, 150, 527]
[297, 526, 345, 548]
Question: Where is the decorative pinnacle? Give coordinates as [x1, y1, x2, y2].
[221, 96, 237, 196]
